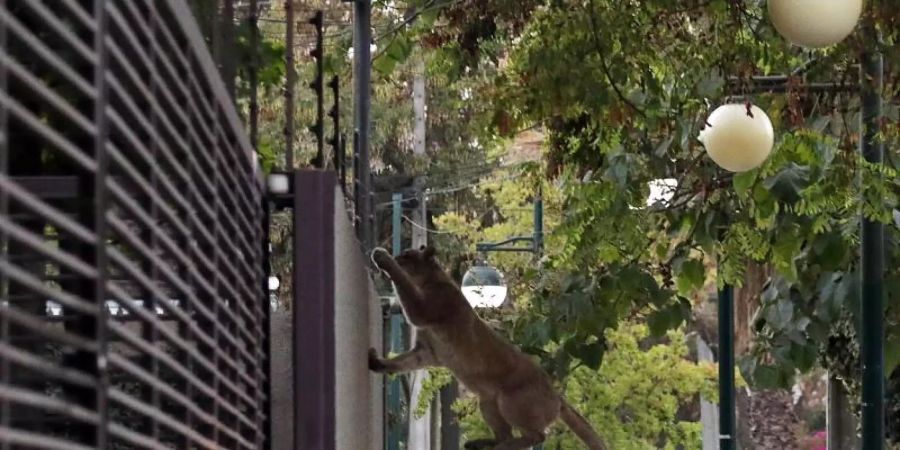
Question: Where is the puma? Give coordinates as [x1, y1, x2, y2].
[369, 246, 606, 450]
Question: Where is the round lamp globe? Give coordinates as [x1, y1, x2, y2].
[699, 104, 774, 173]
[768, 0, 862, 48]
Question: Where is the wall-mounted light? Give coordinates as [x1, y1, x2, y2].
[267, 173, 291, 195]
[268, 276, 281, 291]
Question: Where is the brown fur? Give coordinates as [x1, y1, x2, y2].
[369, 246, 606, 450]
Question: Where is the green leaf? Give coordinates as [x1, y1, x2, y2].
[575, 340, 606, 370]
[772, 224, 802, 281]
[765, 299, 794, 329]
[810, 116, 831, 133]
[675, 259, 705, 295]
[752, 364, 783, 389]
[886, 332, 900, 377]
[654, 136, 674, 157]
[812, 232, 848, 271]
[763, 163, 811, 203]
[373, 55, 399, 76]
[647, 309, 673, 337]
[373, 35, 413, 76]
[695, 73, 725, 99]
[789, 342, 816, 372]
[733, 169, 757, 196]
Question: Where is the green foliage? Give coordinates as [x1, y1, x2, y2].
[421, 0, 900, 393]
[414, 368, 453, 418]
[456, 323, 718, 449]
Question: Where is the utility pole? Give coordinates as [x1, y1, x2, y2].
[408, 57, 432, 450]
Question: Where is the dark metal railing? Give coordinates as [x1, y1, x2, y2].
[0, 1, 269, 449]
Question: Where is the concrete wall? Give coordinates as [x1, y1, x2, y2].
[333, 185, 384, 450]
[270, 310, 294, 450]
[270, 170, 383, 450]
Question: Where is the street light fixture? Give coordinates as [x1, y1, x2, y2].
[703, 3, 881, 450]
[462, 192, 544, 308]
[461, 264, 508, 308]
[768, 0, 863, 48]
[699, 103, 775, 173]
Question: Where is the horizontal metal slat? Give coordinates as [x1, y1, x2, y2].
[0, 91, 96, 172]
[0, 6, 96, 95]
[107, 387, 221, 450]
[0, 341, 97, 389]
[0, 304, 98, 352]
[0, 384, 100, 425]
[0, 175, 97, 245]
[0, 215, 98, 282]
[0, 426, 96, 450]
[1, 53, 97, 134]
[20, 0, 95, 62]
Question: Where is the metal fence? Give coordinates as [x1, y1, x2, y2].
[0, 0, 269, 448]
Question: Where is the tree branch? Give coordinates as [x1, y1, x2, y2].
[584, 0, 647, 118]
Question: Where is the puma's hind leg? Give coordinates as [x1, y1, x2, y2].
[494, 431, 546, 450]
[464, 398, 513, 449]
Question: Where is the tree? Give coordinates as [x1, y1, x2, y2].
[454, 322, 718, 449]
[422, 0, 900, 397]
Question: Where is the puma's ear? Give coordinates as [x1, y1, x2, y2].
[422, 246, 436, 259]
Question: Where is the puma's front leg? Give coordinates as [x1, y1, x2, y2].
[370, 248, 431, 325]
[368, 345, 436, 374]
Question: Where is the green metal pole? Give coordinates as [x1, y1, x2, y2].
[533, 190, 543, 255]
[532, 191, 545, 450]
[392, 193, 402, 257]
[718, 283, 735, 450]
[387, 193, 404, 450]
[860, 28, 885, 450]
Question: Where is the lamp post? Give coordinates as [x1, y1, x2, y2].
[767, 4, 885, 450]
[698, 3, 883, 449]
[698, 100, 774, 450]
[463, 192, 543, 308]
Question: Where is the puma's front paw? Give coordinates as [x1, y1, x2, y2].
[368, 347, 386, 372]
[370, 247, 393, 270]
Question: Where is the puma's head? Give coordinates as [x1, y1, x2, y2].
[395, 245, 445, 282]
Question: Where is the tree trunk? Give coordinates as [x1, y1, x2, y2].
[735, 263, 770, 356]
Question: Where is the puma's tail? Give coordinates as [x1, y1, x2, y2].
[559, 399, 606, 450]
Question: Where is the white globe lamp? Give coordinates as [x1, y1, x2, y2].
[268, 276, 280, 291]
[461, 264, 508, 308]
[768, 0, 863, 48]
[698, 104, 774, 173]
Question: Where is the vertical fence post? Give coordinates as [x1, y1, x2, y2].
[284, 0, 295, 169]
[308, 11, 325, 167]
[328, 76, 340, 170]
[91, 0, 111, 445]
[0, 0, 9, 436]
[353, 132, 361, 232]
[859, 23, 885, 450]
[353, 0, 373, 250]
[248, 0, 260, 148]
[339, 132, 347, 195]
